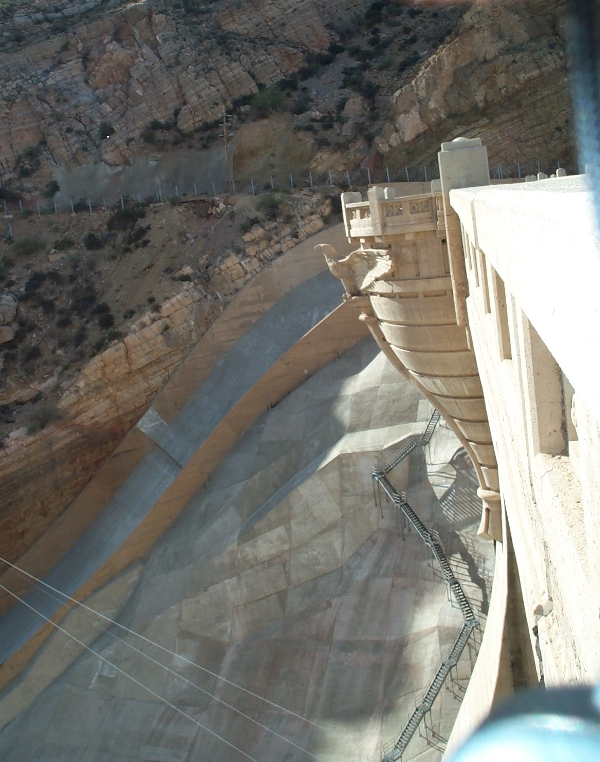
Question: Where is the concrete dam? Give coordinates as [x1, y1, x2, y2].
[0, 206, 493, 760]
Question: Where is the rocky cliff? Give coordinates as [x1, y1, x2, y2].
[0, 0, 577, 567]
[380, 0, 575, 174]
[0, 188, 333, 563]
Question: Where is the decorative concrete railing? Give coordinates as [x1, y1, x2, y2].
[342, 188, 441, 239]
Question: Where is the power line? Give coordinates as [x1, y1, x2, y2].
[0, 560, 323, 759]
[0, 581, 260, 762]
[0, 557, 333, 733]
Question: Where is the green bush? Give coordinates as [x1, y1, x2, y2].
[54, 238, 74, 251]
[12, 236, 45, 256]
[107, 206, 146, 231]
[257, 194, 282, 221]
[98, 312, 115, 329]
[249, 85, 291, 118]
[27, 402, 64, 434]
[44, 180, 60, 198]
[84, 232, 104, 250]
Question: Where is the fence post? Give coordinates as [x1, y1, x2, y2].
[212, 181, 216, 197]
[159, 187, 163, 203]
[328, 169, 333, 185]
[137, 193, 141, 204]
[54, 199, 58, 214]
[70, 199, 75, 214]
[103, 198, 108, 212]
[270, 175, 274, 190]
[405, 166, 410, 182]
[424, 166, 428, 181]
[386, 166, 391, 183]
[367, 167, 371, 185]
[194, 183, 198, 196]
[517, 162, 521, 178]
[37, 201, 41, 216]
[3, 200, 7, 216]
[175, 185, 179, 197]
[290, 174, 294, 190]
[88, 199, 92, 213]
[18, 200, 23, 215]
[309, 171, 313, 188]
[232, 178, 236, 194]
[120, 196, 125, 210]
[251, 178, 255, 194]
[7, 221, 13, 239]
[537, 160, 541, 174]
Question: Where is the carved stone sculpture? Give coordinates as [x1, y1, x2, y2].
[316, 243, 394, 297]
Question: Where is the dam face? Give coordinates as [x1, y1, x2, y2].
[0, 339, 492, 762]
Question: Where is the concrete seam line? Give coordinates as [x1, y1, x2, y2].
[0, 582, 261, 762]
[0, 555, 333, 736]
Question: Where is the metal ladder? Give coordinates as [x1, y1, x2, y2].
[374, 410, 478, 762]
[384, 410, 441, 473]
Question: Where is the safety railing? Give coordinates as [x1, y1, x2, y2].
[374, 408, 478, 761]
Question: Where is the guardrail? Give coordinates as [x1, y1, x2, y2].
[374, 409, 478, 761]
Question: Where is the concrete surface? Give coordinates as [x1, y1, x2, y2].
[0, 342, 493, 762]
[0, 269, 346, 666]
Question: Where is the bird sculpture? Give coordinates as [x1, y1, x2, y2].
[316, 243, 394, 297]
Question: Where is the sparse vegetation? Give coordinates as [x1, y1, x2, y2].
[12, 236, 45, 256]
[26, 401, 64, 435]
[83, 232, 104, 250]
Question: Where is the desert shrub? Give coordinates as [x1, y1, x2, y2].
[57, 315, 72, 328]
[17, 145, 42, 178]
[27, 401, 64, 434]
[12, 236, 45, 256]
[147, 295, 156, 304]
[47, 270, 64, 285]
[123, 308, 135, 319]
[108, 206, 146, 231]
[240, 217, 260, 234]
[249, 85, 291, 118]
[73, 328, 87, 347]
[23, 345, 41, 363]
[292, 90, 312, 115]
[41, 299, 55, 314]
[106, 329, 122, 342]
[98, 312, 115, 329]
[0, 187, 22, 203]
[54, 238, 74, 251]
[93, 302, 110, 315]
[44, 180, 60, 198]
[398, 51, 420, 73]
[70, 282, 97, 315]
[25, 271, 47, 291]
[72, 199, 88, 213]
[177, 274, 192, 282]
[83, 232, 104, 250]
[257, 194, 282, 220]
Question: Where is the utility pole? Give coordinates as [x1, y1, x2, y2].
[223, 104, 232, 195]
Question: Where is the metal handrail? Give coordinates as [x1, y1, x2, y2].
[374, 408, 478, 761]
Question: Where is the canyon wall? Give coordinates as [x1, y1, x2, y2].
[380, 0, 575, 174]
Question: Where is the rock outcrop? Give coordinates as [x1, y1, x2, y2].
[0, 0, 371, 181]
[0, 285, 218, 565]
[383, 0, 575, 174]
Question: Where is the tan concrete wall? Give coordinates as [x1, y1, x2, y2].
[445, 176, 600, 747]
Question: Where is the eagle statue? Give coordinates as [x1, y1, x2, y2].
[316, 243, 394, 297]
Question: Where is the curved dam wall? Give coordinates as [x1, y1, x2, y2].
[0, 340, 493, 762]
[0, 227, 368, 688]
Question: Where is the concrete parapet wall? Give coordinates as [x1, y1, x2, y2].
[445, 175, 600, 746]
